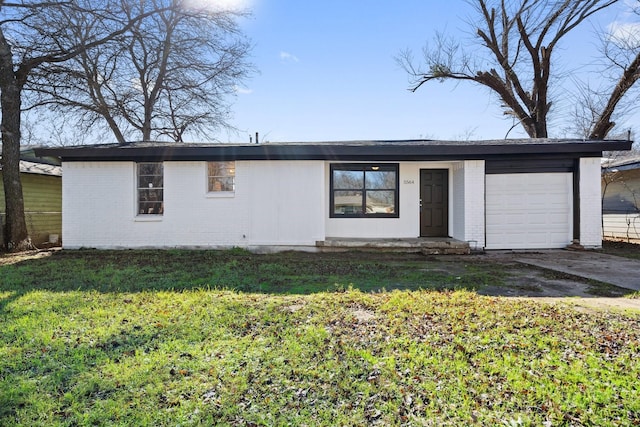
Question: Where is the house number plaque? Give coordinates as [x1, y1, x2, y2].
[403, 179, 415, 184]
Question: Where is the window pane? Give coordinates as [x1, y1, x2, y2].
[333, 190, 363, 215]
[366, 171, 396, 189]
[138, 190, 163, 214]
[138, 163, 163, 189]
[330, 164, 398, 218]
[208, 161, 235, 192]
[139, 202, 164, 215]
[366, 190, 396, 214]
[208, 161, 235, 177]
[138, 163, 162, 176]
[138, 188, 163, 200]
[333, 170, 364, 189]
[208, 177, 234, 192]
[138, 175, 163, 188]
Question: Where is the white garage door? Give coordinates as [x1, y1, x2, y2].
[486, 173, 573, 250]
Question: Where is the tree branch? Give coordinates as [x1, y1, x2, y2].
[590, 51, 640, 139]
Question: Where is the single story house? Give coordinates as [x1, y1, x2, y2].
[36, 138, 631, 252]
[602, 155, 640, 242]
[0, 148, 62, 246]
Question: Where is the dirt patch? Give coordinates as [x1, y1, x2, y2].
[437, 252, 605, 297]
[600, 239, 640, 260]
[478, 267, 596, 298]
[0, 248, 57, 266]
[284, 303, 306, 313]
[436, 251, 640, 311]
[350, 308, 375, 322]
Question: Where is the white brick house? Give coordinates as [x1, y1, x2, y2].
[36, 139, 631, 251]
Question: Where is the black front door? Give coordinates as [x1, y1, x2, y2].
[420, 169, 448, 237]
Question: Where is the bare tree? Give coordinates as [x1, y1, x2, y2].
[398, 0, 618, 139]
[577, 5, 640, 140]
[29, 0, 252, 144]
[0, 0, 166, 251]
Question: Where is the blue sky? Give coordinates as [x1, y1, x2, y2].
[227, 1, 637, 143]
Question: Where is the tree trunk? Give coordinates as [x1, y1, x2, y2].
[0, 29, 33, 251]
[533, 120, 548, 139]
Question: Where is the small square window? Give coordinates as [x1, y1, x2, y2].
[208, 161, 235, 192]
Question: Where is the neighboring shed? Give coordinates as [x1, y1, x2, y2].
[602, 156, 640, 242]
[0, 150, 62, 246]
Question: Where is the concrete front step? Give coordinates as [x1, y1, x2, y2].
[316, 237, 470, 255]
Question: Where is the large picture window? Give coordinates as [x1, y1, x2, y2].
[137, 162, 163, 215]
[208, 161, 235, 192]
[330, 164, 399, 218]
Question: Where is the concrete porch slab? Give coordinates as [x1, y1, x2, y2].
[316, 237, 470, 255]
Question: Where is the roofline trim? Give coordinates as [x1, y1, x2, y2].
[35, 140, 631, 162]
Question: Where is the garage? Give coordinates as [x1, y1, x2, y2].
[486, 172, 573, 249]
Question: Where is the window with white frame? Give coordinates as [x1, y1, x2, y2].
[208, 161, 235, 192]
[137, 162, 163, 215]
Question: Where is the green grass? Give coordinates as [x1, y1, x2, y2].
[627, 291, 640, 299]
[1, 250, 639, 426]
[0, 249, 504, 294]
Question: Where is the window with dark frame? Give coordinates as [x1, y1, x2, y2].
[330, 163, 399, 218]
[137, 162, 163, 215]
[207, 161, 235, 192]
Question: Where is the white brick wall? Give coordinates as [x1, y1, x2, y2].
[580, 157, 603, 248]
[64, 157, 600, 251]
[464, 160, 486, 249]
[62, 160, 324, 249]
[247, 160, 325, 245]
[451, 162, 466, 240]
[63, 162, 134, 248]
[61, 159, 486, 248]
[450, 161, 485, 249]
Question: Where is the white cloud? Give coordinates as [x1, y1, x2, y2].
[181, 0, 252, 12]
[279, 51, 299, 63]
[608, 21, 640, 48]
[234, 85, 253, 95]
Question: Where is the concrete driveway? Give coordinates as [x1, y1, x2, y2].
[512, 250, 640, 291]
[465, 249, 640, 312]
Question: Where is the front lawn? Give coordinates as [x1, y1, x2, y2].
[1, 250, 639, 426]
[0, 249, 504, 294]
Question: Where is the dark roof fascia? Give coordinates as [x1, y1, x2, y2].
[603, 162, 640, 172]
[35, 140, 631, 162]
